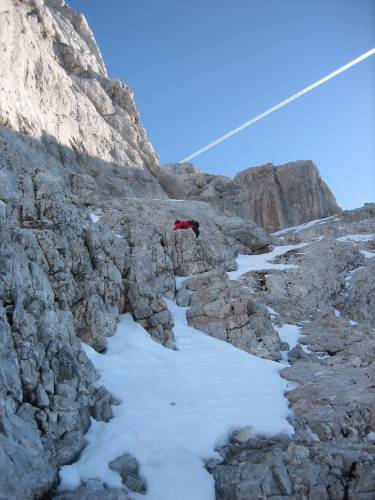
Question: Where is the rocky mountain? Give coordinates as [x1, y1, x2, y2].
[210, 204, 375, 499]
[1, 0, 162, 193]
[0, 1, 270, 497]
[0, 1, 374, 499]
[158, 161, 341, 233]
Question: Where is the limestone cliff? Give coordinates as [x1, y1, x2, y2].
[1, 1, 373, 499]
[158, 160, 341, 232]
[0, 0, 163, 194]
[210, 204, 375, 499]
[0, 2, 270, 497]
[234, 161, 341, 233]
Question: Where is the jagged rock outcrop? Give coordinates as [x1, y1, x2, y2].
[211, 436, 375, 500]
[81, 197, 270, 276]
[177, 270, 281, 360]
[234, 161, 341, 233]
[0, 125, 271, 351]
[209, 205, 375, 498]
[158, 161, 341, 232]
[0, 126, 175, 500]
[54, 479, 130, 500]
[236, 206, 375, 440]
[0, 0, 163, 191]
[339, 258, 375, 327]
[163, 219, 268, 277]
[108, 454, 146, 494]
[242, 238, 364, 323]
[1, 0, 372, 498]
[0, 1, 273, 497]
[0, 215, 98, 498]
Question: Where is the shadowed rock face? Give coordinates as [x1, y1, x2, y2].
[0, 131, 271, 498]
[0, 2, 272, 496]
[158, 160, 341, 232]
[211, 436, 375, 500]
[0, 0, 370, 499]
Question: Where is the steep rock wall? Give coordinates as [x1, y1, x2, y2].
[234, 161, 341, 233]
[1, 1, 359, 498]
[0, 0, 164, 193]
[158, 160, 341, 232]
[0, 126, 271, 499]
[0, 2, 272, 497]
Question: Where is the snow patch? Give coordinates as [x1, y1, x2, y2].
[175, 276, 189, 289]
[345, 266, 364, 288]
[337, 234, 374, 242]
[272, 215, 339, 236]
[228, 244, 305, 280]
[59, 300, 292, 499]
[274, 324, 302, 351]
[267, 307, 279, 317]
[90, 213, 101, 224]
[360, 249, 375, 259]
[300, 344, 311, 354]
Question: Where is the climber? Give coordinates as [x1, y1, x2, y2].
[189, 219, 200, 238]
[173, 219, 200, 238]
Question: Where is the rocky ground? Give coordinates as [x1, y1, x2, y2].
[0, 123, 273, 500]
[52, 205, 375, 500]
[0, 1, 373, 499]
[209, 204, 375, 499]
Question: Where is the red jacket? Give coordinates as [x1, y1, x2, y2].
[173, 220, 193, 230]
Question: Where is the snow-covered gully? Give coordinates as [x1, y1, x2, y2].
[59, 245, 306, 499]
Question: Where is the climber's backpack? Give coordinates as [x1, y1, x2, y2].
[188, 219, 200, 228]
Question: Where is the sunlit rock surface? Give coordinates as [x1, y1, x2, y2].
[159, 160, 341, 232]
[0, 0, 373, 498]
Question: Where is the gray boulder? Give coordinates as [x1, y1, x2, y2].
[211, 437, 375, 500]
[109, 453, 146, 494]
[182, 269, 281, 360]
[54, 479, 129, 500]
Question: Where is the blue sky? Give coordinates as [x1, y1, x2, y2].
[69, 0, 375, 209]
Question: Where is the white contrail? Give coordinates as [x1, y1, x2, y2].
[179, 48, 375, 163]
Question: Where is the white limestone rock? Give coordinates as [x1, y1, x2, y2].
[182, 269, 281, 360]
[158, 161, 340, 232]
[0, 0, 163, 191]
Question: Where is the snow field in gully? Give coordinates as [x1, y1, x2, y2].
[227, 243, 306, 279]
[60, 245, 307, 499]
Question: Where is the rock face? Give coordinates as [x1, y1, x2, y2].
[209, 204, 375, 498]
[177, 270, 281, 360]
[0, 1, 373, 499]
[234, 161, 341, 233]
[0, 0, 163, 191]
[0, 1, 272, 498]
[158, 160, 341, 232]
[211, 436, 375, 500]
[239, 206, 375, 442]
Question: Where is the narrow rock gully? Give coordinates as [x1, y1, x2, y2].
[56, 208, 375, 500]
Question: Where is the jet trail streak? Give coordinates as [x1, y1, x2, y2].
[179, 48, 375, 163]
